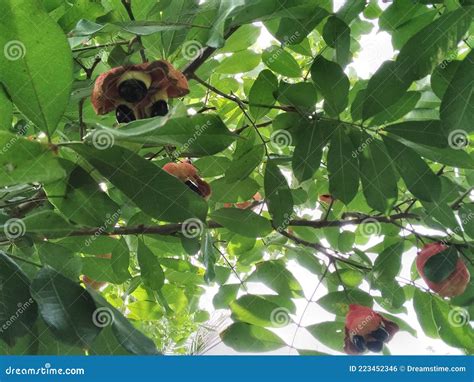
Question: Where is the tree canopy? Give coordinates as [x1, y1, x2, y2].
[0, 0, 473, 355]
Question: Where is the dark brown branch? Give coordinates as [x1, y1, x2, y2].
[191, 75, 296, 112]
[279, 230, 371, 271]
[65, 214, 416, 237]
[182, 26, 240, 78]
[121, 0, 147, 63]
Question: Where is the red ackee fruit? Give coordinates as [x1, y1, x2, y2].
[319, 194, 334, 204]
[81, 253, 112, 290]
[416, 243, 470, 297]
[163, 162, 211, 199]
[344, 304, 399, 354]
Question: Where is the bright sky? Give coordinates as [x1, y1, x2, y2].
[197, 0, 465, 355]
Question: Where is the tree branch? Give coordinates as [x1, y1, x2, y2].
[121, 0, 147, 63]
[65, 214, 415, 239]
[182, 26, 240, 78]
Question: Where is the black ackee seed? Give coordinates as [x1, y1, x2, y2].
[118, 79, 148, 103]
[366, 341, 384, 353]
[185, 180, 202, 196]
[352, 335, 366, 352]
[116, 105, 136, 123]
[371, 327, 389, 342]
[150, 100, 169, 117]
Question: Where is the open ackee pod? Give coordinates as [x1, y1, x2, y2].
[91, 60, 189, 122]
[343, 304, 399, 354]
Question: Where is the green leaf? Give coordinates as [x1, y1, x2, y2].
[159, 0, 199, 57]
[262, 46, 301, 77]
[431, 60, 461, 99]
[0, 0, 73, 135]
[440, 49, 474, 135]
[292, 122, 327, 182]
[213, 284, 240, 309]
[210, 208, 272, 238]
[220, 24, 261, 52]
[6, 211, 77, 239]
[413, 289, 439, 338]
[323, 16, 351, 67]
[431, 296, 474, 351]
[265, 7, 328, 45]
[372, 242, 404, 282]
[396, 7, 473, 80]
[0, 86, 12, 129]
[264, 160, 294, 230]
[306, 321, 344, 352]
[37, 242, 82, 281]
[247, 260, 303, 298]
[327, 126, 359, 204]
[277, 82, 317, 112]
[220, 322, 286, 352]
[311, 56, 349, 116]
[336, 0, 366, 23]
[362, 61, 411, 120]
[206, 0, 245, 48]
[71, 19, 187, 37]
[88, 289, 158, 355]
[44, 160, 120, 227]
[0, 252, 38, 345]
[90, 114, 236, 157]
[423, 246, 459, 283]
[137, 240, 164, 291]
[317, 290, 373, 316]
[216, 50, 260, 74]
[210, 177, 260, 203]
[71, 144, 208, 223]
[358, 137, 398, 213]
[459, 204, 474, 239]
[368, 91, 421, 126]
[0, 131, 66, 187]
[384, 120, 448, 148]
[225, 145, 264, 182]
[201, 231, 217, 283]
[30, 267, 101, 347]
[230, 294, 292, 327]
[403, 141, 474, 169]
[382, 135, 441, 202]
[249, 69, 278, 120]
